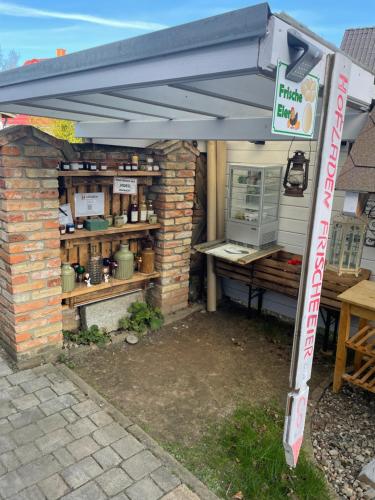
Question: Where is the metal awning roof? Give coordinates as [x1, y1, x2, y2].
[0, 3, 374, 142]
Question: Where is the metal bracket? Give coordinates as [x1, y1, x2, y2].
[286, 29, 323, 82]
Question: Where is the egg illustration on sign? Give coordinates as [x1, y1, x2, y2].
[303, 103, 313, 133]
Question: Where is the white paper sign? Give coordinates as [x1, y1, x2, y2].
[272, 61, 319, 138]
[58, 203, 73, 226]
[113, 177, 137, 195]
[74, 192, 104, 217]
[283, 53, 351, 468]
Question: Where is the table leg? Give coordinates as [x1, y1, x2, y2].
[333, 303, 351, 393]
[354, 318, 368, 371]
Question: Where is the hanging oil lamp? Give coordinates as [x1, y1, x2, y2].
[283, 150, 309, 197]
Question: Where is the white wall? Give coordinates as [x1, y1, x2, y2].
[222, 140, 375, 319]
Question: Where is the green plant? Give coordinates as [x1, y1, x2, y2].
[119, 301, 164, 334]
[166, 403, 330, 499]
[57, 352, 75, 369]
[63, 325, 110, 346]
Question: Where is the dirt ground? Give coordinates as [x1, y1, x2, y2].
[73, 303, 332, 446]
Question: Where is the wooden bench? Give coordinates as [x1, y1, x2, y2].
[215, 250, 371, 348]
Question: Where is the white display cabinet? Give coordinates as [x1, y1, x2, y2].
[227, 164, 282, 248]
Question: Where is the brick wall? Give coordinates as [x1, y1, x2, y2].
[150, 141, 199, 314]
[0, 128, 200, 364]
[0, 126, 73, 366]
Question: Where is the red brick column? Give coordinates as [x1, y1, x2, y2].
[150, 141, 199, 314]
[0, 126, 74, 366]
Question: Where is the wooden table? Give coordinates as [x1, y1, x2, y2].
[333, 280, 375, 393]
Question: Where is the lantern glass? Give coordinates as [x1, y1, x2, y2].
[288, 166, 305, 186]
[327, 215, 367, 276]
[283, 150, 309, 197]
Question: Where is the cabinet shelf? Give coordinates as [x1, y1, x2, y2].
[62, 271, 160, 307]
[58, 170, 161, 177]
[60, 223, 161, 241]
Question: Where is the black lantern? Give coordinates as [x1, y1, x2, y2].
[283, 150, 309, 197]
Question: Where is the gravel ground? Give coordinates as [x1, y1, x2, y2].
[312, 384, 375, 499]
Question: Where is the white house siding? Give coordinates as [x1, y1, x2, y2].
[222, 140, 375, 320]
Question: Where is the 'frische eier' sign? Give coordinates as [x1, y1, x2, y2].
[272, 61, 319, 138]
[283, 53, 352, 467]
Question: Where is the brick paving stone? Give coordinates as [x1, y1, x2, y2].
[0, 419, 12, 435]
[93, 445, 122, 470]
[0, 469, 25, 498]
[38, 473, 70, 500]
[112, 493, 130, 500]
[151, 467, 181, 492]
[17, 454, 61, 488]
[0, 360, 12, 377]
[46, 372, 66, 384]
[61, 480, 106, 500]
[162, 485, 201, 500]
[89, 410, 113, 427]
[0, 450, 21, 471]
[8, 484, 45, 500]
[122, 450, 162, 481]
[61, 408, 79, 424]
[70, 389, 87, 402]
[7, 369, 35, 386]
[12, 423, 44, 445]
[93, 422, 128, 446]
[8, 407, 44, 429]
[39, 394, 78, 416]
[0, 377, 11, 389]
[0, 434, 16, 453]
[14, 443, 40, 465]
[126, 476, 163, 500]
[53, 447, 76, 468]
[97, 467, 133, 496]
[66, 417, 97, 439]
[0, 401, 16, 418]
[35, 428, 73, 454]
[51, 381, 76, 395]
[13, 393, 39, 411]
[61, 456, 103, 489]
[20, 376, 50, 394]
[35, 387, 56, 402]
[37, 413, 67, 433]
[112, 434, 145, 460]
[67, 435, 100, 461]
[1, 385, 25, 401]
[72, 400, 101, 418]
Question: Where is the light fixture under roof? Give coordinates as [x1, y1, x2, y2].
[286, 29, 323, 83]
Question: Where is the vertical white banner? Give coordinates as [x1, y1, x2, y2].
[283, 53, 352, 467]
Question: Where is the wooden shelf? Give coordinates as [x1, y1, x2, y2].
[60, 223, 161, 241]
[342, 358, 375, 393]
[62, 271, 160, 300]
[58, 170, 161, 177]
[345, 325, 375, 356]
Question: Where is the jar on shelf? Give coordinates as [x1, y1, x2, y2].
[88, 245, 102, 284]
[114, 244, 134, 280]
[61, 263, 76, 293]
[131, 155, 139, 171]
[75, 218, 84, 230]
[146, 157, 154, 171]
[125, 162, 132, 171]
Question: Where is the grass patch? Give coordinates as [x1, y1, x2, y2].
[166, 404, 330, 500]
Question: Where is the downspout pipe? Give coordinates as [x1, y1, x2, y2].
[206, 140, 217, 312]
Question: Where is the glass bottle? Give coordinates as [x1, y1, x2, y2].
[88, 244, 102, 285]
[129, 197, 139, 223]
[146, 200, 154, 218]
[139, 200, 147, 222]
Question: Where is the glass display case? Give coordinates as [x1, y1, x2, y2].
[227, 164, 282, 247]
